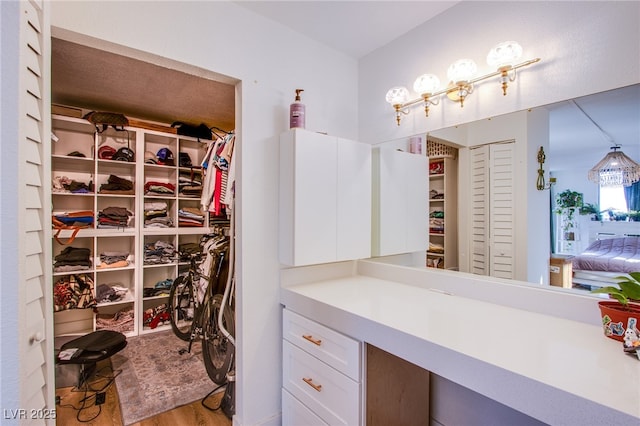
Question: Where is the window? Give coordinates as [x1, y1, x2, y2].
[600, 184, 628, 212]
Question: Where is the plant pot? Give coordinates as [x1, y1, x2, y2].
[598, 301, 640, 342]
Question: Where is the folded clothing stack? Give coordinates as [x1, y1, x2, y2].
[53, 210, 94, 228]
[144, 181, 175, 196]
[429, 189, 444, 200]
[143, 240, 176, 265]
[96, 306, 134, 334]
[54, 246, 92, 272]
[142, 278, 174, 298]
[96, 282, 129, 303]
[178, 168, 203, 197]
[144, 201, 174, 228]
[428, 242, 445, 253]
[97, 206, 133, 229]
[429, 210, 445, 234]
[178, 207, 205, 227]
[99, 174, 134, 195]
[52, 175, 93, 194]
[97, 251, 130, 268]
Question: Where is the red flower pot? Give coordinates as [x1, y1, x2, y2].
[598, 301, 640, 342]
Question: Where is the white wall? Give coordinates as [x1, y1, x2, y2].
[50, 2, 359, 425]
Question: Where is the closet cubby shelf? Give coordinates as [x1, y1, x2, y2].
[52, 113, 216, 339]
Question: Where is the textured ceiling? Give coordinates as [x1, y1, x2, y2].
[51, 38, 236, 132]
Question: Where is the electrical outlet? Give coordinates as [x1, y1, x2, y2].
[95, 392, 106, 405]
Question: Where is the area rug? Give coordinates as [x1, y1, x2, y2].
[111, 329, 219, 425]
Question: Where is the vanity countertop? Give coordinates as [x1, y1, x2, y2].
[281, 274, 640, 425]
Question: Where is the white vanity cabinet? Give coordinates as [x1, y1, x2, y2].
[279, 129, 371, 266]
[282, 308, 361, 426]
[372, 147, 429, 256]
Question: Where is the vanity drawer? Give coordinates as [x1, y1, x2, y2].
[282, 388, 328, 426]
[283, 340, 359, 426]
[283, 308, 360, 380]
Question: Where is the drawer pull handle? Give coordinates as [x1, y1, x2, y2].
[302, 334, 322, 346]
[302, 377, 322, 392]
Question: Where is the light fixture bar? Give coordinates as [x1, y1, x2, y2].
[467, 58, 540, 86]
[386, 41, 542, 125]
[395, 57, 541, 112]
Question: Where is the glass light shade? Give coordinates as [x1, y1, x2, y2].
[587, 148, 640, 187]
[447, 59, 477, 83]
[487, 41, 523, 69]
[413, 74, 441, 95]
[385, 86, 410, 105]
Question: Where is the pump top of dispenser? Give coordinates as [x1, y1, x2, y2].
[295, 89, 304, 101]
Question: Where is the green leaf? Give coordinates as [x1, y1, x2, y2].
[628, 272, 640, 284]
[619, 281, 640, 300]
[591, 286, 628, 305]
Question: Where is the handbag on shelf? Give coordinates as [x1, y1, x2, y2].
[84, 111, 129, 132]
[52, 211, 94, 245]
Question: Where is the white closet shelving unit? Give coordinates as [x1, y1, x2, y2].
[426, 140, 458, 270]
[51, 113, 215, 337]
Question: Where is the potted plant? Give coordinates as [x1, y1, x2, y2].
[628, 210, 640, 222]
[591, 272, 640, 342]
[555, 190, 583, 239]
[612, 210, 629, 221]
[579, 203, 601, 221]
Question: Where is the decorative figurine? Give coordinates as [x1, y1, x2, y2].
[622, 318, 640, 361]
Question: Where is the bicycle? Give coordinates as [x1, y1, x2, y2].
[168, 235, 235, 385]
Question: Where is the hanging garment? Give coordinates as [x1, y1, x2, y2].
[201, 132, 235, 213]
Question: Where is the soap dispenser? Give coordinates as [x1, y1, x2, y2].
[289, 89, 306, 129]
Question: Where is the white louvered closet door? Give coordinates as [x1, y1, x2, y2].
[469, 142, 515, 279]
[470, 146, 489, 275]
[488, 142, 515, 279]
[16, 0, 54, 420]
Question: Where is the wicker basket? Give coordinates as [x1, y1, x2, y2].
[426, 138, 457, 159]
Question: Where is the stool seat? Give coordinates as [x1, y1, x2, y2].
[56, 330, 127, 389]
[58, 330, 127, 364]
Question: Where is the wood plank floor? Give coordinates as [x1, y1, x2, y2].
[55, 363, 231, 426]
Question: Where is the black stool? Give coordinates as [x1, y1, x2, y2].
[56, 330, 127, 389]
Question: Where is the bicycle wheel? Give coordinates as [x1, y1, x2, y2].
[203, 294, 235, 384]
[168, 276, 195, 341]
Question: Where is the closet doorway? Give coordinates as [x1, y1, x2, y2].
[51, 32, 239, 423]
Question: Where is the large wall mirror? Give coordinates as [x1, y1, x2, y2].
[421, 83, 639, 295]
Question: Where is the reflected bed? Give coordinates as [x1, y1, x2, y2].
[572, 236, 640, 287]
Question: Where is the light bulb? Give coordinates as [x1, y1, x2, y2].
[447, 59, 477, 83]
[413, 74, 441, 95]
[385, 86, 410, 105]
[487, 41, 523, 69]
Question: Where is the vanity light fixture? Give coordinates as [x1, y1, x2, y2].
[588, 145, 640, 187]
[385, 41, 541, 125]
[536, 146, 557, 190]
[413, 74, 441, 117]
[385, 86, 411, 126]
[445, 58, 477, 107]
[487, 41, 524, 96]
